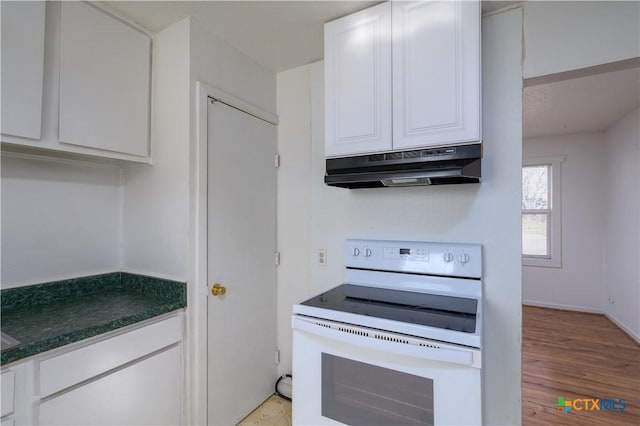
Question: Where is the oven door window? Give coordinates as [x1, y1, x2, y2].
[322, 353, 434, 426]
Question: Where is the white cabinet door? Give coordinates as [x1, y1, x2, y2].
[392, 0, 481, 149]
[0, 1, 46, 140]
[324, 1, 392, 157]
[58, 2, 150, 157]
[39, 315, 183, 398]
[38, 345, 182, 426]
[1, 370, 15, 418]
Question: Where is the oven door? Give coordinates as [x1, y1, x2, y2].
[292, 316, 482, 426]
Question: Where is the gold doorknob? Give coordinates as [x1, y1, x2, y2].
[211, 283, 227, 297]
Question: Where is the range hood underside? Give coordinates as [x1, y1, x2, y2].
[324, 144, 482, 189]
[324, 164, 481, 188]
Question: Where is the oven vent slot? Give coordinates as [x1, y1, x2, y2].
[310, 318, 449, 351]
[419, 343, 442, 349]
[338, 327, 368, 337]
[374, 334, 409, 344]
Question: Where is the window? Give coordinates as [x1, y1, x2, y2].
[522, 156, 564, 267]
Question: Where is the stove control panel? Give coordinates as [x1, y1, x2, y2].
[383, 246, 428, 262]
[344, 239, 482, 279]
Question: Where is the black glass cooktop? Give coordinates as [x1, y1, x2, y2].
[301, 284, 477, 333]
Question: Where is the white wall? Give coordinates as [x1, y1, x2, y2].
[523, 132, 606, 312]
[190, 18, 276, 116]
[119, 17, 278, 424]
[121, 19, 191, 282]
[187, 18, 278, 426]
[524, 1, 640, 78]
[1, 154, 121, 288]
[276, 8, 523, 425]
[276, 66, 312, 376]
[604, 107, 640, 340]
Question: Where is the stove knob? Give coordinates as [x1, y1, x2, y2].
[443, 252, 454, 263]
[459, 253, 471, 264]
[352, 248, 360, 256]
[364, 248, 372, 257]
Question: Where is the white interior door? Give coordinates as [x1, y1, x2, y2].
[207, 99, 277, 425]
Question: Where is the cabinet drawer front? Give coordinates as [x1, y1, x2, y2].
[1, 370, 15, 417]
[39, 314, 182, 398]
[39, 346, 182, 426]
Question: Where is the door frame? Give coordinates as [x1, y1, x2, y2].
[190, 82, 278, 425]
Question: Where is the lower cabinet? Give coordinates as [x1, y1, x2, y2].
[0, 313, 184, 425]
[1, 370, 15, 422]
[39, 346, 181, 425]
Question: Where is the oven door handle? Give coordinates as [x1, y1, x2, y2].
[293, 316, 480, 368]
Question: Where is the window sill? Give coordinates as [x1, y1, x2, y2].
[523, 257, 561, 268]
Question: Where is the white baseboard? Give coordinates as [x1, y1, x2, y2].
[523, 300, 640, 344]
[605, 313, 640, 344]
[523, 300, 604, 314]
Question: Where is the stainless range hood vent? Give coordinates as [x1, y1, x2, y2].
[325, 143, 482, 189]
[382, 177, 432, 187]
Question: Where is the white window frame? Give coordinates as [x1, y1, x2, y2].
[522, 155, 564, 268]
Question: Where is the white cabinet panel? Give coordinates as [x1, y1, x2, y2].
[1, 370, 15, 417]
[38, 345, 182, 426]
[2, 314, 184, 425]
[392, 0, 480, 149]
[324, 1, 392, 157]
[324, 0, 481, 158]
[59, 2, 150, 157]
[39, 315, 182, 398]
[0, 1, 46, 140]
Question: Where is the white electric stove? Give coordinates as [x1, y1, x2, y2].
[292, 239, 483, 426]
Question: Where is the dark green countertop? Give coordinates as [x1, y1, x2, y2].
[1, 272, 186, 366]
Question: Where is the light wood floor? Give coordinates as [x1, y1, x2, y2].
[522, 306, 640, 425]
[237, 394, 291, 426]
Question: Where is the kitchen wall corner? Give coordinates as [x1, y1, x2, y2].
[276, 6, 523, 425]
[121, 18, 191, 283]
[604, 106, 640, 341]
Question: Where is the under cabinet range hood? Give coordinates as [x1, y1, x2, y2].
[325, 143, 482, 188]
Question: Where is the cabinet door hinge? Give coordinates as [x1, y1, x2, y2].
[275, 252, 281, 266]
[274, 154, 280, 168]
[275, 349, 280, 365]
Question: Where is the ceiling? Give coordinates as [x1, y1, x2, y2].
[102, 1, 520, 72]
[524, 66, 640, 139]
[102, 1, 379, 72]
[103, 1, 637, 139]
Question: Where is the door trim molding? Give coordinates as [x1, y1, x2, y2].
[205, 85, 278, 125]
[190, 81, 278, 426]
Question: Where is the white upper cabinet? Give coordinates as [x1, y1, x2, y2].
[392, 0, 480, 150]
[59, 2, 151, 157]
[324, 0, 481, 158]
[324, 2, 392, 157]
[0, 1, 46, 140]
[1, 2, 151, 163]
